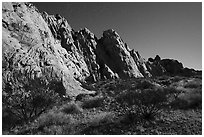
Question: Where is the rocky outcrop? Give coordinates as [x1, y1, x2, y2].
[147, 55, 199, 77]
[130, 49, 152, 77]
[41, 11, 91, 81]
[160, 59, 183, 75]
[3, 2, 198, 99]
[96, 29, 144, 78]
[41, 13, 150, 80]
[2, 2, 151, 98]
[146, 55, 166, 76]
[2, 2, 92, 97]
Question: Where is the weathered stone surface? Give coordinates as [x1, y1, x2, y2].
[146, 55, 199, 77]
[2, 2, 92, 97]
[160, 59, 183, 75]
[146, 55, 166, 76]
[96, 29, 144, 78]
[73, 28, 100, 82]
[4, 2, 198, 99]
[130, 49, 152, 77]
[41, 11, 91, 81]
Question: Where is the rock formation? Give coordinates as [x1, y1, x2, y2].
[2, 2, 151, 98]
[96, 29, 145, 78]
[2, 2, 92, 97]
[2, 2, 199, 98]
[146, 55, 166, 76]
[147, 55, 199, 77]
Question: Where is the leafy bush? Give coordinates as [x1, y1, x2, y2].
[116, 87, 167, 120]
[2, 77, 62, 129]
[61, 102, 83, 114]
[82, 96, 104, 109]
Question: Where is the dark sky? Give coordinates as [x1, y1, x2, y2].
[33, 2, 202, 70]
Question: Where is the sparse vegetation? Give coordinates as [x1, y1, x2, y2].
[116, 87, 167, 121]
[3, 76, 202, 135]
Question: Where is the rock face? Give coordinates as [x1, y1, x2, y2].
[97, 29, 145, 78]
[2, 2, 92, 97]
[160, 59, 183, 75]
[2, 2, 152, 98]
[146, 55, 199, 77]
[2, 2, 198, 98]
[146, 55, 166, 76]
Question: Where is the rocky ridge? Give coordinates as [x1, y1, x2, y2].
[2, 2, 200, 98]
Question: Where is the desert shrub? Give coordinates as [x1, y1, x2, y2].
[119, 110, 139, 124]
[2, 77, 62, 129]
[2, 106, 20, 130]
[35, 111, 73, 128]
[61, 102, 83, 114]
[136, 79, 154, 89]
[88, 112, 114, 126]
[171, 76, 184, 82]
[116, 87, 167, 120]
[82, 96, 104, 109]
[158, 80, 171, 86]
[171, 91, 202, 109]
[81, 112, 115, 134]
[184, 80, 201, 89]
[24, 109, 76, 135]
[165, 86, 184, 97]
[75, 93, 92, 101]
[157, 75, 170, 81]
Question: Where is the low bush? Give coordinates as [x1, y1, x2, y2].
[136, 79, 154, 89]
[171, 76, 184, 82]
[81, 112, 115, 134]
[36, 111, 72, 128]
[184, 80, 201, 89]
[25, 109, 76, 135]
[2, 77, 62, 130]
[116, 87, 168, 120]
[171, 91, 202, 109]
[82, 96, 104, 109]
[157, 75, 170, 81]
[61, 102, 83, 114]
[88, 112, 114, 126]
